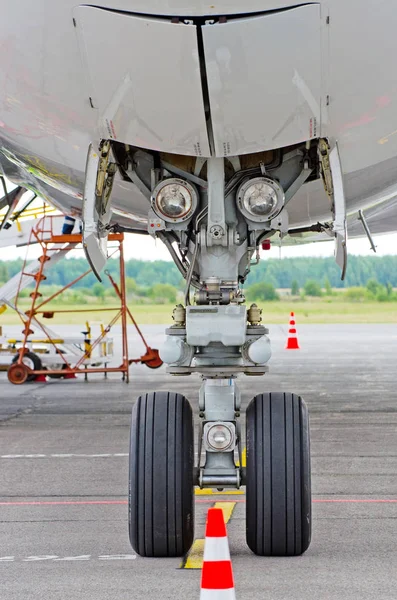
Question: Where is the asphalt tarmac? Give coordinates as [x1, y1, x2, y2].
[0, 323, 396, 600]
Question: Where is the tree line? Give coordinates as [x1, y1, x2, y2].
[1, 254, 397, 290]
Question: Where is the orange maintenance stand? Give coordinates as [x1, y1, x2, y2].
[6, 216, 162, 384]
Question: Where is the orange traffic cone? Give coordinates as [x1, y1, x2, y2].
[200, 508, 236, 599]
[285, 311, 300, 350]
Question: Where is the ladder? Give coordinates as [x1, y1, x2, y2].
[0, 216, 82, 357]
[0, 242, 76, 308]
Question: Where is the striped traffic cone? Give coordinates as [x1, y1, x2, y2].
[285, 311, 300, 350]
[200, 508, 236, 599]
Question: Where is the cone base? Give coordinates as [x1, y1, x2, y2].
[285, 339, 300, 350]
[200, 589, 236, 599]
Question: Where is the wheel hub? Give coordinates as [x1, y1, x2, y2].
[8, 363, 29, 385]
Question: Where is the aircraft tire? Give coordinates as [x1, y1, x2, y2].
[246, 392, 311, 556]
[128, 391, 194, 557]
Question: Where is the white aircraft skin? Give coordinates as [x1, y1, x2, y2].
[1, 0, 397, 234]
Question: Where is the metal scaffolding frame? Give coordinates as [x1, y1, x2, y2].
[6, 216, 162, 384]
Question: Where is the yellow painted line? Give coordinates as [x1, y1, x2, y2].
[195, 488, 244, 496]
[213, 501, 236, 525]
[235, 447, 246, 468]
[5, 338, 65, 344]
[183, 539, 205, 569]
[378, 128, 397, 145]
[182, 502, 237, 569]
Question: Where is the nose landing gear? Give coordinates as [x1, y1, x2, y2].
[127, 154, 311, 558]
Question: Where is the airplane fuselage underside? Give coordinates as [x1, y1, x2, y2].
[1, 0, 397, 234]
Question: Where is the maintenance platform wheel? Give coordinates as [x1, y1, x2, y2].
[8, 352, 43, 384]
[246, 392, 311, 556]
[129, 391, 194, 557]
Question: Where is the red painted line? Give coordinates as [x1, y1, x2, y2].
[197, 499, 397, 504]
[0, 500, 127, 506]
[313, 499, 397, 504]
[0, 498, 397, 507]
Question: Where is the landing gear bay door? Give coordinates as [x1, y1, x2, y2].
[202, 4, 323, 156]
[73, 6, 210, 157]
[83, 143, 115, 281]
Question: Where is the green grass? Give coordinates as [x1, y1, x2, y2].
[0, 302, 174, 326]
[1, 298, 397, 326]
[258, 299, 397, 323]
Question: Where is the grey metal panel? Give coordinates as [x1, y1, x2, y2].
[348, 198, 397, 238]
[74, 6, 210, 157]
[202, 4, 322, 156]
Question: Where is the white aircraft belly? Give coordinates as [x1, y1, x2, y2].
[0, 0, 397, 236]
[75, 6, 210, 157]
[202, 4, 322, 156]
[327, 1, 397, 173]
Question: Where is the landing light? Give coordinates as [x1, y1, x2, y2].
[237, 177, 284, 222]
[206, 423, 234, 452]
[152, 178, 198, 223]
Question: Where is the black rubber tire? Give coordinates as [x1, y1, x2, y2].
[46, 367, 67, 379]
[45, 350, 67, 379]
[246, 392, 311, 556]
[129, 391, 194, 557]
[12, 352, 42, 382]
